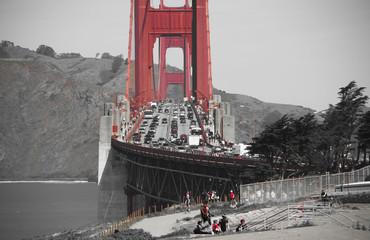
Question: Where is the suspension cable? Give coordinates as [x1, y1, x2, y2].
[125, 0, 134, 99]
[206, 0, 213, 100]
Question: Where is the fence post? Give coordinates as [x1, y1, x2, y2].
[287, 204, 290, 227]
[148, 206, 151, 216]
[167, 204, 170, 214]
[154, 205, 156, 214]
[161, 205, 163, 214]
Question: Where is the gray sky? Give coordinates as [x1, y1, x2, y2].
[1, 0, 369, 111]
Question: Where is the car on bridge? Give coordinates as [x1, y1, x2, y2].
[175, 138, 184, 145]
[133, 138, 141, 145]
[177, 146, 186, 153]
[158, 137, 165, 145]
[191, 127, 202, 135]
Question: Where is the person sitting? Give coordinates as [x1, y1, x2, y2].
[219, 214, 229, 232]
[212, 220, 221, 234]
[200, 201, 212, 226]
[236, 219, 247, 232]
[321, 189, 328, 201]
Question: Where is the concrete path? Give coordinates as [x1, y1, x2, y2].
[195, 224, 370, 240]
[130, 210, 199, 237]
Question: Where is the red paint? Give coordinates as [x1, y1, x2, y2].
[134, 0, 210, 107]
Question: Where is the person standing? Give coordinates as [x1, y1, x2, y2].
[230, 190, 236, 205]
[185, 191, 191, 212]
[200, 201, 212, 225]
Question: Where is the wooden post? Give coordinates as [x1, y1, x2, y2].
[181, 203, 183, 212]
[161, 205, 163, 214]
[154, 205, 157, 214]
[174, 203, 176, 213]
[143, 207, 145, 216]
[148, 206, 151, 216]
[167, 204, 170, 214]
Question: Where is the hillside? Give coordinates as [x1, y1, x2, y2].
[213, 89, 314, 142]
[0, 58, 116, 181]
[0, 44, 314, 180]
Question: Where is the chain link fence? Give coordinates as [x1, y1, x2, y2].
[240, 165, 370, 204]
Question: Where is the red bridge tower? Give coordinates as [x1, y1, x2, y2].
[134, 0, 211, 105]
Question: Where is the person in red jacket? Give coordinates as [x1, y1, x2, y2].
[230, 190, 236, 205]
[212, 220, 221, 234]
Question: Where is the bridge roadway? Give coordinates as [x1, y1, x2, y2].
[128, 100, 213, 154]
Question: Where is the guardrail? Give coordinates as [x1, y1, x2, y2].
[240, 165, 370, 205]
[111, 137, 293, 170]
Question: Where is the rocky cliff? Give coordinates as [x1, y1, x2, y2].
[0, 59, 115, 181]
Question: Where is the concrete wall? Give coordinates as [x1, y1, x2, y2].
[220, 102, 231, 116]
[222, 115, 235, 143]
[214, 108, 222, 136]
[98, 115, 112, 184]
[104, 102, 114, 116]
[98, 148, 128, 220]
[213, 94, 221, 103]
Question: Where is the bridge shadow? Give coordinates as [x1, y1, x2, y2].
[98, 149, 129, 221]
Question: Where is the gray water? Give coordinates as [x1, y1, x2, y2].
[0, 182, 98, 240]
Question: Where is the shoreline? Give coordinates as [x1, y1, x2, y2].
[0, 180, 93, 184]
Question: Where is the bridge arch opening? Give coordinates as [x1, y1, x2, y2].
[166, 84, 184, 100]
[165, 47, 184, 71]
[151, 0, 192, 9]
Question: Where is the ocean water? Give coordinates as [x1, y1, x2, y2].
[0, 182, 98, 240]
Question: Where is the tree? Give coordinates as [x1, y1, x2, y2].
[250, 114, 320, 179]
[36, 45, 56, 57]
[57, 52, 82, 59]
[356, 111, 370, 165]
[101, 52, 113, 59]
[322, 81, 368, 172]
[112, 54, 123, 73]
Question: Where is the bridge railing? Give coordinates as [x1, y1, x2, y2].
[125, 111, 145, 140]
[240, 165, 370, 205]
[111, 138, 265, 168]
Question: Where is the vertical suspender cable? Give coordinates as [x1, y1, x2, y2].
[126, 0, 134, 99]
[206, 0, 213, 100]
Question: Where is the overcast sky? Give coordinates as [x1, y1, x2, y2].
[1, 0, 369, 111]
